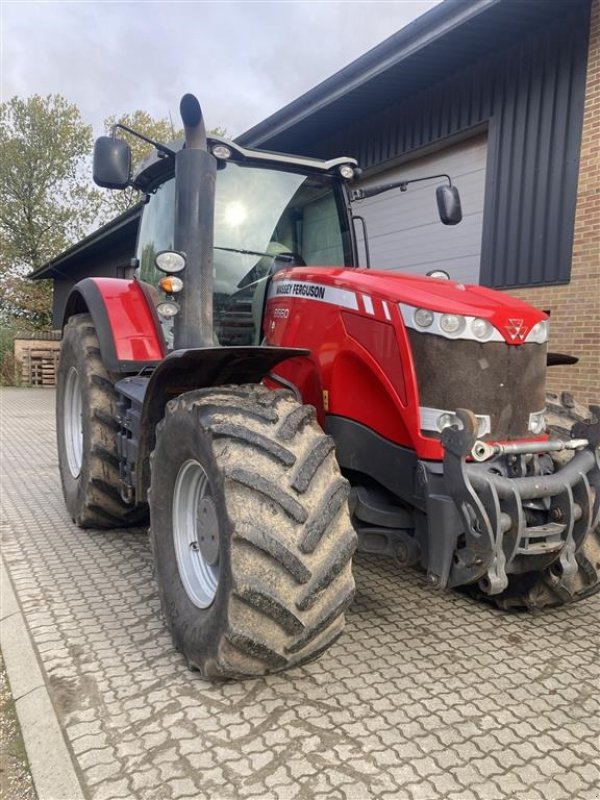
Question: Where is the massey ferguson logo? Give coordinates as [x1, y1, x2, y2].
[505, 319, 529, 341]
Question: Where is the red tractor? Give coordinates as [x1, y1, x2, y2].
[55, 95, 599, 679]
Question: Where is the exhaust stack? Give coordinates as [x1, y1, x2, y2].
[173, 94, 217, 349]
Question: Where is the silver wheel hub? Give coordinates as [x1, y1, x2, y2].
[64, 366, 83, 479]
[173, 460, 220, 608]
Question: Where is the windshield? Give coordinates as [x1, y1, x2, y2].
[137, 160, 352, 345]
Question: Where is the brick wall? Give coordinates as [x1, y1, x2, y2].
[506, 0, 599, 407]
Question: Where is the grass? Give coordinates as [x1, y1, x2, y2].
[0, 650, 37, 800]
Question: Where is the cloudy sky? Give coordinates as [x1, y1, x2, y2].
[2, 1, 440, 139]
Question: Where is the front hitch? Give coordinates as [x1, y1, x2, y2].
[441, 409, 600, 595]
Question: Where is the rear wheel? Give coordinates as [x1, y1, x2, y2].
[481, 392, 600, 610]
[56, 313, 147, 528]
[149, 385, 356, 679]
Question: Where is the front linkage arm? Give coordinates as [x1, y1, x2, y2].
[441, 409, 600, 596]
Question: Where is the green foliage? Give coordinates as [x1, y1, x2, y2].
[0, 95, 229, 329]
[0, 324, 23, 386]
[0, 94, 102, 328]
[0, 95, 100, 268]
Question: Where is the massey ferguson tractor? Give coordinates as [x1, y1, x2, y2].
[54, 94, 600, 679]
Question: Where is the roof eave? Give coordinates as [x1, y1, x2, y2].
[237, 0, 499, 147]
[29, 201, 144, 281]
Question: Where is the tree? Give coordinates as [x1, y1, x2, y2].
[0, 96, 229, 328]
[0, 94, 102, 327]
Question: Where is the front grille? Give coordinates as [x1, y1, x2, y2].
[407, 330, 546, 440]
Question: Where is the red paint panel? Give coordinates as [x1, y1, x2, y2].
[265, 277, 422, 451]
[92, 278, 165, 362]
[272, 267, 547, 345]
[341, 313, 407, 404]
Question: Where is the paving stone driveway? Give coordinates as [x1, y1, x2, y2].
[1, 388, 599, 800]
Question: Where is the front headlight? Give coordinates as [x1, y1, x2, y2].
[470, 318, 494, 340]
[440, 314, 464, 335]
[526, 320, 549, 344]
[414, 308, 434, 328]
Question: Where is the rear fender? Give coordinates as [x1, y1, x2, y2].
[62, 277, 166, 372]
[136, 345, 310, 500]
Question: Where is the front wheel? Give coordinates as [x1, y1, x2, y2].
[56, 313, 147, 528]
[149, 385, 356, 679]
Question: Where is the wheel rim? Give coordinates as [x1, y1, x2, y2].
[173, 459, 220, 608]
[64, 366, 83, 479]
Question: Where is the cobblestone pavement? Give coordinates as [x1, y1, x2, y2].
[1, 388, 599, 800]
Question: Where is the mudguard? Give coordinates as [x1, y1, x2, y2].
[62, 277, 166, 372]
[135, 345, 310, 500]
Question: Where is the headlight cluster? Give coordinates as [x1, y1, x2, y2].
[155, 250, 186, 319]
[400, 303, 503, 342]
[400, 304, 549, 344]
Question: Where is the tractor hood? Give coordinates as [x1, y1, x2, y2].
[272, 267, 547, 345]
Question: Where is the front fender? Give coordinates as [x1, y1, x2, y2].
[136, 345, 309, 500]
[63, 277, 165, 372]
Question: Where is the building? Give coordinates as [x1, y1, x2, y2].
[237, 0, 599, 405]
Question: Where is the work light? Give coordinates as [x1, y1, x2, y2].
[157, 300, 180, 319]
[155, 250, 186, 274]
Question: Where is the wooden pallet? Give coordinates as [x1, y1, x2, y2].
[22, 347, 60, 387]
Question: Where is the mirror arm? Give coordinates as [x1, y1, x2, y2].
[111, 123, 176, 158]
[351, 173, 452, 201]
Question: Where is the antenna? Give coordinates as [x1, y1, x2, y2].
[168, 110, 175, 138]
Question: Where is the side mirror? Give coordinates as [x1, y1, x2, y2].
[436, 184, 462, 225]
[93, 136, 131, 189]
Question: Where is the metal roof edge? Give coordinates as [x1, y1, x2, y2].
[29, 202, 144, 280]
[236, 0, 500, 147]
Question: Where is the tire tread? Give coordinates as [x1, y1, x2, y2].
[150, 384, 355, 679]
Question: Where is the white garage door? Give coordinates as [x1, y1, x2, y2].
[353, 134, 487, 284]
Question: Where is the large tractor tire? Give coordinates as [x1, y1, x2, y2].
[149, 385, 356, 679]
[56, 314, 147, 528]
[481, 392, 600, 611]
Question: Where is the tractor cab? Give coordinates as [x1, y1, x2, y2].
[94, 114, 460, 353]
[131, 142, 357, 348]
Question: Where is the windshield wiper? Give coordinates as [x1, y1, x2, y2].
[214, 245, 282, 259]
[215, 246, 299, 289]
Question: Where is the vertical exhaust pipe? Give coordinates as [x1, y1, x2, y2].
[173, 94, 217, 349]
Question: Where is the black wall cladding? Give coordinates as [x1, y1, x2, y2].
[297, 6, 591, 289]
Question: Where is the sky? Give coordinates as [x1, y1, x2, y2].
[1, 0, 441, 139]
